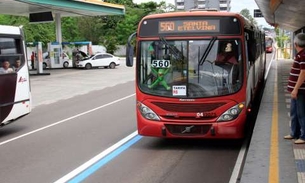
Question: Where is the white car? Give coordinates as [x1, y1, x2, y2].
[44, 52, 72, 68]
[31, 52, 71, 69]
[76, 53, 120, 69]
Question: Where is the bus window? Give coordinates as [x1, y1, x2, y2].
[138, 39, 242, 97]
[140, 40, 187, 95]
[0, 37, 24, 74]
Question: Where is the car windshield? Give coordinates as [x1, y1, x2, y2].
[138, 39, 243, 98]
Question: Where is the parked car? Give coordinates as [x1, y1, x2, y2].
[30, 52, 71, 69]
[44, 52, 72, 68]
[75, 53, 120, 69]
[28, 52, 49, 69]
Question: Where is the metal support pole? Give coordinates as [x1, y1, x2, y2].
[37, 42, 43, 74]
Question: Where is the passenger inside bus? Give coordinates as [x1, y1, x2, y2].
[215, 42, 238, 65]
[214, 41, 239, 88]
[0, 60, 14, 74]
[12, 59, 21, 71]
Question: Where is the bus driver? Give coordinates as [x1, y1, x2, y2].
[215, 42, 238, 65]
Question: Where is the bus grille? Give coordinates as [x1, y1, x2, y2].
[151, 102, 225, 112]
[165, 124, 212, 135]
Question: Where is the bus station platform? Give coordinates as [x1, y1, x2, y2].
[240, 57, 303, 183]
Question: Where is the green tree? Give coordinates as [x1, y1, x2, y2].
[77, 16, 106, 44]
[105, 0, 135, 7]
[0, 0, 167, 54]
[61, 17, 82, 42]
[240, 9, 257, 26]
[0, 15, 55, 47]
[115, 8, 139, 45]
[275, 28, 289, 48]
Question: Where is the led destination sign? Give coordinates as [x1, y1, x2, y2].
[159, 20, 220, 33]
[139, 17, 241, 37]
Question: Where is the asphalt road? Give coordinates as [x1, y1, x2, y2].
[0, 54, 272, 183]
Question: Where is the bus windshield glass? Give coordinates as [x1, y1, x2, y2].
[0, 37, 23, 73]
[138, 38, 242, 98]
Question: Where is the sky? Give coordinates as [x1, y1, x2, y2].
[132, 0, 271, 28]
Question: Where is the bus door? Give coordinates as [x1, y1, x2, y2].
[0, 37, 19, 124]
[0, 73, 18, 123]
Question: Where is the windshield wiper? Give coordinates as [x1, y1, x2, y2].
[160, 37, 183, 60]
[199, 36, 217, 65]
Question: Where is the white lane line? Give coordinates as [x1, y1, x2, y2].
[0, 93, 135, 146]
[54, 131, 139, 183]
[229, 139, 248, 183]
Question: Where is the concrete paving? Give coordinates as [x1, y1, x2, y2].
[29, 61, 135, 108]
[241, 59, 302, 183]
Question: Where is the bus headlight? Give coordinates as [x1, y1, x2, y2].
[137, 102, 160, 121]
[217, 103, 244, 122]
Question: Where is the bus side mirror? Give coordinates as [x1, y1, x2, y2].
[126, 46, 134, 67]
[126, 32, 136, 67]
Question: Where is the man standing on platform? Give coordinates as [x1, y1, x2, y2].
[284, 33, 305, 144]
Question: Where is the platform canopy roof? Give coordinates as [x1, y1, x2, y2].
[0, 0, 125, 17]
[255, 0, 305, 32]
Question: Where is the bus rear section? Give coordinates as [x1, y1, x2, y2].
[126, 11, 266, 139]
[0, 25, 31, 127]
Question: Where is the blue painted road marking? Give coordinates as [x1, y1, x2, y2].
[68, 135, 143, 183]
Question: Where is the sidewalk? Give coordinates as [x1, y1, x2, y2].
[241, 58, 303, 183]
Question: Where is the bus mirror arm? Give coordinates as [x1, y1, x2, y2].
[199, 36, 217, 65]
[126, 32, 137, 67]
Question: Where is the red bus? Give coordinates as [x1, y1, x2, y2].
[126, 11, 266, 139]
[265, 36, 274, 53]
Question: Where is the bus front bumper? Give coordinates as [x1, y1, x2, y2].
[137, 118, 246, 139]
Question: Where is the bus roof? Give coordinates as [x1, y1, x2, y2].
[143, 11, 242, 19]
[0, 25, 21, 35]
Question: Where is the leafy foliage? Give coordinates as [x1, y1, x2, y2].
[240, 9, 257, 26]
[0, 1, 172, 53]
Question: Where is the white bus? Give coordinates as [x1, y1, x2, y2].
[0, 25, 31, 127]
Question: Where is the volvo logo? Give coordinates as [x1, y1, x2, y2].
[181, 125, 194, 133]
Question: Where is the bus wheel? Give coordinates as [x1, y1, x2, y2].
[63, 61, 69, 68]
[85, 63, 92, 69]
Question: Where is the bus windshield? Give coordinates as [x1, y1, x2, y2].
[138, 38, 242, 98]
